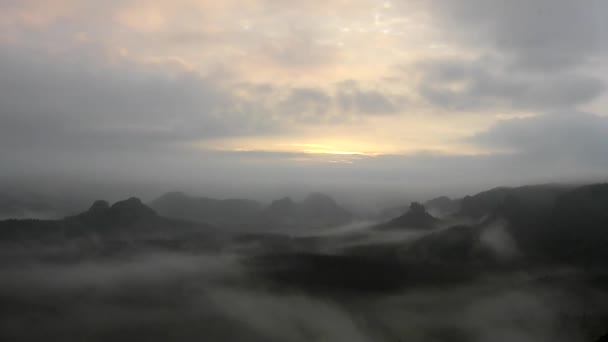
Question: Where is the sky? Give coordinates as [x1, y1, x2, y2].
[1, 0, 607, 198]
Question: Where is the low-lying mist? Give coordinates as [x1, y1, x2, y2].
[0, 228, 604, 342]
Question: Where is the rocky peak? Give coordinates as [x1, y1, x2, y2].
[266, 197, 296, 216]
[409, 202, 425, 214]
[108, 197, 156, 219]
[88, 200, 110, 214]
[379, 202, 438, 230]
[73, 197, 156, 228]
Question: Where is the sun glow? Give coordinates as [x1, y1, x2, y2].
[290, 143, 379, 156]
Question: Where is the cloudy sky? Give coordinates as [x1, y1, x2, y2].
[1, 0, 607, 194]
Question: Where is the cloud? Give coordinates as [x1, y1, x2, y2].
[0, 0, 606, 192]
[278, 87, 332, 123]
[260, 27, 339, 68]
[0, 43, 279, 154]
[277, 81, 406, 122]
[469, 111, 608, 167]
[414, 57, 605, 111]
[237, 81, 407, 125]
[336, 80, 405, 115]
[424, 0, 608, 70]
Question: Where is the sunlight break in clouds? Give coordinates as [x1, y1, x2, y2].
[0, 0, 606, 189]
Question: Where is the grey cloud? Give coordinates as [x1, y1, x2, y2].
[416, 57, 604, 111]
[336, 80, 404, 115]
[0, 45, 277, 154]
[278, 82, 405, 121]
[278, 87, 332, 123]
[469, 111, 608, 167]
[425, 0, 607, 70]
[0, 38, 409, 171]
[261, 27, 337, 67]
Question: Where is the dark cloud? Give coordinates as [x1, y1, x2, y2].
[469, 111, 608, 168]
[278, 80, 406, 121]
[336, 80, 405, 115]
[278, 87, 332, 123]
[426, 0, 607, 70]
[415, 57, 604, 111]
[0, 44, 277, 154]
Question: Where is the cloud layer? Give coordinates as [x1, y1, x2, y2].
[0, 0, 606, 191]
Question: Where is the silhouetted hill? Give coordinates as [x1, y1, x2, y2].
[375, 196, 459, 222]
[150, 192, 262, 227]
[424, 196, 460, 217]
[457, 184, 570, 220]
[264, 197, 297, 219]
[0, 197, 211, 242]
[262, 193, 353, 229]
[150, 191, 352, 230]
[71, 197, 157, 228]
[451, 183, 608, 266]
[298, 192, 353, 226]
[377, 202, 438, 230]
[515, 183, 608, 263]
[398, 225, 483, 264]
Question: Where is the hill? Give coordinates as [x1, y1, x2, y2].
[376, 202, 438, 230]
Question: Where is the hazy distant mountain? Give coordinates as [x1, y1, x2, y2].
[0, 197, 210, 242]
[262, 193, 353, 229]
[150, 191, 262, 227]
[299, 192, 353, 225]
[457, 184, 570, 220]
[377, 202, 438, 230]
[375, 196, 458, 222]
[424, 196, 460, 217]
[149, 191, 353, 230]
[68, 197, 158, 229]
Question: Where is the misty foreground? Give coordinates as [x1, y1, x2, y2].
[1, 184, 608, 341]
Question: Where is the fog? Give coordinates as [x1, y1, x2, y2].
[0, 228, 603, 342]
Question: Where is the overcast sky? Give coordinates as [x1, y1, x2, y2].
[1, 0, 607, 198]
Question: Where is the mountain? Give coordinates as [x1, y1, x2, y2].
[149, 192, 262, 227]
[149, 191, 353, 230]
[447, 183, 608, 265]
[397, 225, 485, 265]
[377, 202, 438, 230]
[511, 183, 608, 263]
[264, 197, 297, 220]
[374, 196, 459, 222]
[298, 192, 353, 226]
[0, 197, 211, 242]
[424, 196, 460, 217]
[262, 193, 353, 229]
[68, 197, 158, 229]
[457, 184, 570, 220]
